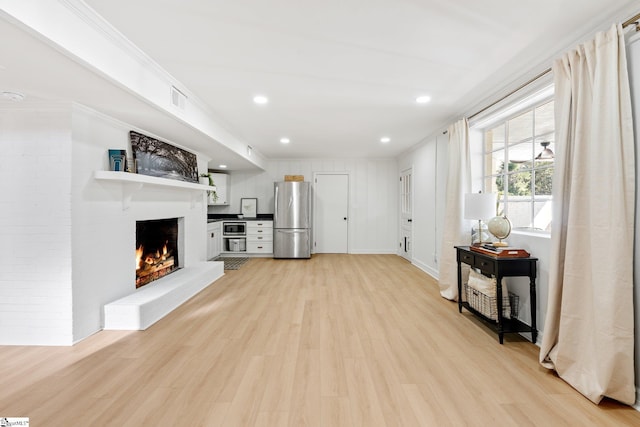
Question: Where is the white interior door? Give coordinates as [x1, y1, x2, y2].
[314, 173, 349, 253]
[400, 168, 413, 261]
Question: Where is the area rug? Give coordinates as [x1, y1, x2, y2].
[215, 257, 250, 270]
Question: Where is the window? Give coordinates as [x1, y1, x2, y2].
[481, 99, 554, 232]
[400, 170, 412, 217]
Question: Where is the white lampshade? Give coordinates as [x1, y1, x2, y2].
[464, 193, 496, 220]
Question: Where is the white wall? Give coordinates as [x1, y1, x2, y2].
[211, 158, 399, 254]
[0, 106, 74, 345]
[398, 138, 435, 273]
[397, 131, 448, 277]
[504, 232, 550, 342]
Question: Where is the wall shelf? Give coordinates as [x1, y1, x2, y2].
[95, 171, 211, 210]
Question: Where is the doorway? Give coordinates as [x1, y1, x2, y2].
[400, 168, 412, 261]
[314, 173, 349, 253]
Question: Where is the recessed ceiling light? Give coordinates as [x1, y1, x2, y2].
[1, 91, 25, 102]
[218, 164, 227, 169]
[380, 137, 391, 143]
[253, 95, 268, 104]
[280, 138, 290, 144]
[415, 95, 431, 104]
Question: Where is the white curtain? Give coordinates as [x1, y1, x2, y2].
[539, 23, 636, 405]
[438, 118, 471, 300]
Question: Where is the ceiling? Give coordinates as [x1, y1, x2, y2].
[1, 1, 638, 170]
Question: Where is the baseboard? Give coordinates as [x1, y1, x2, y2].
[348, 250, 397, 254]
[411, 259, 439, 280]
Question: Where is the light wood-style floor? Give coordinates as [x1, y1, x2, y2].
[1, 254, 639, 426]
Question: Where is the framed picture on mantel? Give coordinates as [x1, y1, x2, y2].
[241, 198, 257, 218]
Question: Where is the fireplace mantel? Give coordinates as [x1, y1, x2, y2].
[95, 171, 211, 210]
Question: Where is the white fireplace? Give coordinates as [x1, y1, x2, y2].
[98, 171, 224, 331]
[0, 104, 223, 345]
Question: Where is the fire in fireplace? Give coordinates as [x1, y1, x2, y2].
[136, 218, 180, 288]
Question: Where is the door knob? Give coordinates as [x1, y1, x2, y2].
[343, 217, 347, 220]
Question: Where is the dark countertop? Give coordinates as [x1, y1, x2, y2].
[207, 213, 273, 223]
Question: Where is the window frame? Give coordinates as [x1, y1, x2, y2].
[474, 91, 555, 234]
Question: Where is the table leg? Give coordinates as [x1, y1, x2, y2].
[496, 276, 504, 345]
[457, 260, 463, 313]
[530, 275, 537, 344]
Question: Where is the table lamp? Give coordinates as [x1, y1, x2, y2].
[464, 192, 496, 245]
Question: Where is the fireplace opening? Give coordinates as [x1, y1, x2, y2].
[136, 218, 181, 288]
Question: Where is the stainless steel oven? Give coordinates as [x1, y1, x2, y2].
[223, 221, 246, 236]
[223, 221, 246, 252]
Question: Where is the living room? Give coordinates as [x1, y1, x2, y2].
[2, 1, 640, 424]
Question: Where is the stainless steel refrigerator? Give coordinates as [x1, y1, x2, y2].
[273, 181, 311, 258]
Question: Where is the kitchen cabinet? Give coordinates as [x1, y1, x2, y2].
[208, 173, 229, 205]
[207, 222, 222, 260]
[247, 220, 273, 254]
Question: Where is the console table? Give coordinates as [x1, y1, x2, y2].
[455, 246, 538, 344]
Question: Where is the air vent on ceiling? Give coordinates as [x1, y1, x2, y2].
[170, 86, 186, 110]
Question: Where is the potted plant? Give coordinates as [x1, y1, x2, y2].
[199, 173, 218, 202]
[199, 172, 212, 186]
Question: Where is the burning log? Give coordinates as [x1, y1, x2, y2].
[135, 241, 177, 287]
[137, 257, 175, 277]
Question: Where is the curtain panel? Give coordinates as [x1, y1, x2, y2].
[438, 118, 471, 300]
[539, 23, 636, 405]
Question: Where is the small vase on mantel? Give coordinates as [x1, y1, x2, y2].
[199, 176, 209, 186]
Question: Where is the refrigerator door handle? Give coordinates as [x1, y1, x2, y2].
[274, 185, 279, 222]
[276, 229, 306, 234]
